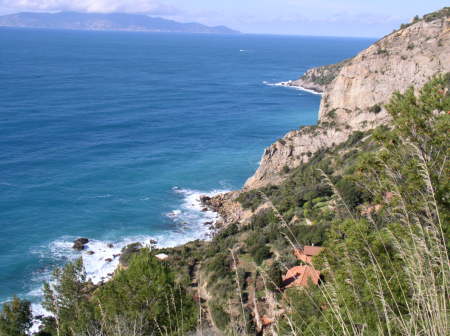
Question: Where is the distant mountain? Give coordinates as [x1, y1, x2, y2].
[0, 12, 240, 34]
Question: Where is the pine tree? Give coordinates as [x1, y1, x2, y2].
[0, 297, 32, 336]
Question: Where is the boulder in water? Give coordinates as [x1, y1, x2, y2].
[73, 238, 89, 251]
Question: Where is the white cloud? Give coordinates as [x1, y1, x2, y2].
[0, 0, 179, 15]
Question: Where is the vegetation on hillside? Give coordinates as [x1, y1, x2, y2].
[1, 75, 448, 335]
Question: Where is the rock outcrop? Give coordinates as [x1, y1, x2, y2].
[201, 192, 254, 227]
[245, 12, 450, 190]
[73, 238, 89, 251]
[287, 59, 351, 93]
[119, 243, 143, 269]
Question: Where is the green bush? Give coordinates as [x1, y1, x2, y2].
[210, 303, 230, 330]
[252, 245, 272, 265]
[236, 190, 264, 211]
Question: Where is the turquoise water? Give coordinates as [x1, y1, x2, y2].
[0, 28, 375, 304]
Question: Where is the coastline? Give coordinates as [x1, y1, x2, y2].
[23, 70, 325, 326]
[263, 80, 323, 95]
[63, 72, 322, 283]
[28, 187, 226, 326]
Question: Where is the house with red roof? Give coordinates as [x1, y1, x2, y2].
[293, 246, 324, 265]
[282, 265, 321, 288]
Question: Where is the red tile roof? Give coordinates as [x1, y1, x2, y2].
[294, 246, 324, 264]
[303, 246, 324, 256]
[283, 266, 321, 288]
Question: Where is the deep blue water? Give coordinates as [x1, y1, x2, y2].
[0, 28, 374, 304]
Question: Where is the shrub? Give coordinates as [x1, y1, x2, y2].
[266, 261, 283, 292]
[210, 303, 230, 330]
[236, 190, 264, 211]
[252, 245, 272, 265]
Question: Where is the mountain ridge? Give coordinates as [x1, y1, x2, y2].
[0, 11, 240, 34]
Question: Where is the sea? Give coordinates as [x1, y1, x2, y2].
[0, 28, 375, 310]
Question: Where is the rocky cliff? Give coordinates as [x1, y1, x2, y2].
[205, 9, 450, 225]
[245, 10, 450, 190]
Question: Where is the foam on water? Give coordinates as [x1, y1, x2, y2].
[28, 187, 227, 326]
[263, 80, 323, 95]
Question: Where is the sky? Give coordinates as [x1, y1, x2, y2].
[0, 0, 448, 37]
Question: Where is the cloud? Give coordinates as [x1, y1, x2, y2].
[0, 0, 179, 15]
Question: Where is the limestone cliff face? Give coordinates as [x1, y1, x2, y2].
[319, 16, 450, 125]
[245, 14, 450, 190]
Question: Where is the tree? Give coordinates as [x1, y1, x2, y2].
[0, 297, 32, 336]
[43, 258, 96, 336]
[96, 249, 197, 336]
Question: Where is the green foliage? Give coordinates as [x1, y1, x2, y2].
[376, 48, 389, 55]
[34, 317, 57, 336]
[306, 59, 350, 86]
[118, 242, 142, 268]
[204, 251, 232, 282]
[252, 245, 272, 265]
[210, 303, 230, 330]
[326, 109, 337, 119]
[236, 190, 264, 211]
[0, 297, 32, 336]
[335, 176, 369, 210]
[266, 261, 283, 292]
[246, 231, 272, 265]
[43, 258, 96, 335]
[42, 250, 197, 336]
[249, 209, 277, 230]
[282, 74, 450, 336]
[97, 249, 197, 335]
